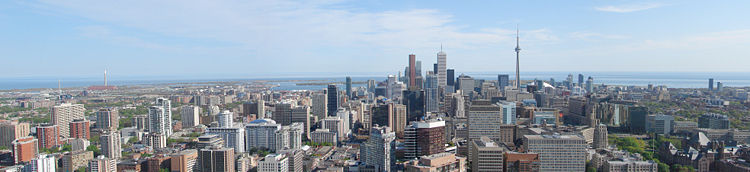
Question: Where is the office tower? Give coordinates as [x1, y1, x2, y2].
[100, 131, 121, 159]
[409, 54, 417, 89]
[457, 74, 474, 95]
[628, 106, 648, 134]
[424, 71, 439, 113]
[198, 147, 235, 172]
[196, 135, 224, 149]
[245, 119, 281, 151]
[500, 101, 517, 124]
[566, 74, 574, 89]
[327, 84, 339, 116]
[498, 74, 510, 90]
[242, 100, 265, 119]
[217, 110, 233, 127]
[586, 77, 594, 93]
[149, 98, 173, 137]
[416, 60, 422, 77]
[709, 78, 714, 91]
[361, 126, 396, 172]
[171, 149, 198, 172]
[346, 76, 352, 99]
[36, 124, 60, 149]
[504, 152, 541, 172]
[89, 155, 116, 172]
[28, 154, 56, 172]
[514, 29, 522, 90]
[470, 137, 508, 171]
[311, 129, 337, 145]
[468, 100, 507, 142]
[404, 120, 445, 158]
[206, 127, 246, 153]
[717, 82, 724, 92]
[370, 103, 393, 128]
[393, 104, 407, 138]
[322, 116, 345, 141]
[312, 93, 328, 122]
[0, 121, 30, 148]
[134, 115, 148, 130]
[181, 105, 200, 127]
[62, 150, 93, 172]
[550, 78, 556, 87]
[402, 90, 425, 122]
[69, 119, 90, 139]
[447, 69, 455, 87]
[52, 103, 85, 138]
[367, 79, 377, 93]
[95, 108, 118, 131]
[593, 123, 608, 149]
[258, 154, 288, 172]
[522, 135, 587, 172]
[578, 74, 584, 86]
[433, 63, 438, 77]
[12, 136, 38, 164]
[646, 114, 674, 135]
[437, 48, 447, 95]
[291, 106, 311, 139]
[698, 113, 730, 129]
[143, 132, 167, 149]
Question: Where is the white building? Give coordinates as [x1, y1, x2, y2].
[217, 110, 234, 128]
[100, 132, 122, 160]
[206, 127, 246, 153]
[88, 155, 116, 172]
[148, 98, 173, 137]
[361, 126, 395, 171]
[26, 154, 56, 172]
[258, 154, 288, 172]
[245, 119, 281, 151]
[311, 129, 337, 145]
[52, 103, 85, 138]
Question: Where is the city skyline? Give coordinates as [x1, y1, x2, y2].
[2, 0, 750, 79]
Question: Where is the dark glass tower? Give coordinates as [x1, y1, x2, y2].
[345, 76, 352, 98]
[327, 84, 338, 117]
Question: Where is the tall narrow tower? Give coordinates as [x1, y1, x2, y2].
[104, 69, 108, 87]
[514, 27, 521, 90]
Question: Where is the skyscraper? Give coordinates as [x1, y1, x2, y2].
[36, 124, 60, 149]
[95, 108, 118, 132]
[312, 93, 327, 122]
[327, 84, 338, 116]
[12, 136, 38, 164]
[578, 74, 584, 86]
[498, 74, 509, 90]
[0, 121, 30, 148]
[52, 103, 85, 138]
[345, 76, 352, 99]
[206, 127, 245, 153]
[470, 137, 508, 171]
[437, 48, 447, 93]
[69, 119, 90, 139]
[416, 60, 422, 77]
[424, 71, 439, 113]
[198, 147, 235, 172]
[629, 106, 648, 134]
[709, 78, 714, 91]
[468, 100, 504, 142]
[100, 131, 121, 160]
[149, 98, 173, 137]
[585, 77, 594, 93]
[181, 105, 200, 127]
[361, 126, 395, 171]
[403, 120, 445, 158]
[217, 110, 233, 128]
[245, 119, 281, 151]
[447, 69, 455, 87]
[593, 124, 608, 149]
[402, 90, 425, 122]
[409, 54, 417, 90]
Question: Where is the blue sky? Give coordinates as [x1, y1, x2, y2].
[1, 0, 749, 79]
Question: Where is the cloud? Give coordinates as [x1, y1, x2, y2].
[594, 3, 664, 13]
[569, 32, 629, 40]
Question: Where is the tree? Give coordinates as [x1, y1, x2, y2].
[658, 162, 669, 172]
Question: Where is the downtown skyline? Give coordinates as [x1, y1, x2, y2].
[2, 0, 750, 79]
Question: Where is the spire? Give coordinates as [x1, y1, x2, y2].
[440, 43, 443, 51]
[515, 25, 521, 90]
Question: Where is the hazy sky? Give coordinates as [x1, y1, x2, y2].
[1, 0, 749, 79]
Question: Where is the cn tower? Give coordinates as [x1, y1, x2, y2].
[515, 27, 521, 90]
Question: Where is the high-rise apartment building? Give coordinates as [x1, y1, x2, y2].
[361, 126, 396, 171]
[28, 154, 56, 172]
[12, 136, 38, 164]
[149, 98, 173, 137]
[245, 119, 281, 151]
[181, 105, 200, 127]
[522, 135, 587, 172]
[708, 78, 714, 91]
[593, 124, 608, 149]
[500, 101, 517, 125]
[36, 124, 60, 149]
[217, 110, 234, 128]
[52, 103, 85, 138]
[425, 71, 439, 113]
[100, 131, 121, 160]
[206, 127, 246, 153]
[95, 108, 118, 131]
[69, 119, 90, 139]
[170, 149, 198, 172]
[0, 121, 30, 148]
[258, 153, 288, 172]
[197, 147, 235, 172]
[88, 155, 116, 172]
[312, 93, 328, 122]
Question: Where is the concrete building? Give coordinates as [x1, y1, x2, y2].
[27, 154, 55, 172]
[89, 155, 116, 172]
[35, 124, 60, 149]
[11, 136, 37, 164]
[217, 110, 234, 128]
[100, 131, 122, 159]
[504, 152, 540, 172]
[134, 115, 149, 131]
[245, 119, 281, 151]
[698, 113, 730, 129]
[69, 138, 89, 151]
[206, 127, 246, 153]
[468, 100, 505, 142]
[498, 74, 510, 90]
[437, 49, 447, 98]
[258, 153, 288, 172]
[404, 120, 445, 159]
[361, 126, 396, 171]
[181, 105, 200, 127]
[594, 124, 609, 149]
[499, 101, 517, 124]
[278, 149, 303, 172]
[322, 116, 346, 141]
[143, 132, 167, 149]
[95, 108, 118, 131]
[522, 135, 587, 172]
[602, 159, 658, 172]
[393, 104, 407, 138]
[0, 121, 30, 149]
[69, 119, 90, 139]
[170, 149, 198, 172]
[62, 150, 93, 172]
[470, 137, 508, 172]
[312, 93, 328, 122]
[646, 114, 674, 135]
[197, 147, 235, 172]
[242, 101, 265, 119]
[404, 152, 466, 172]
[290, 106, 311, 139]
[311, 129, 337, 145]
[52, 103, 85, 138]
[196, 135, 224, 149]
